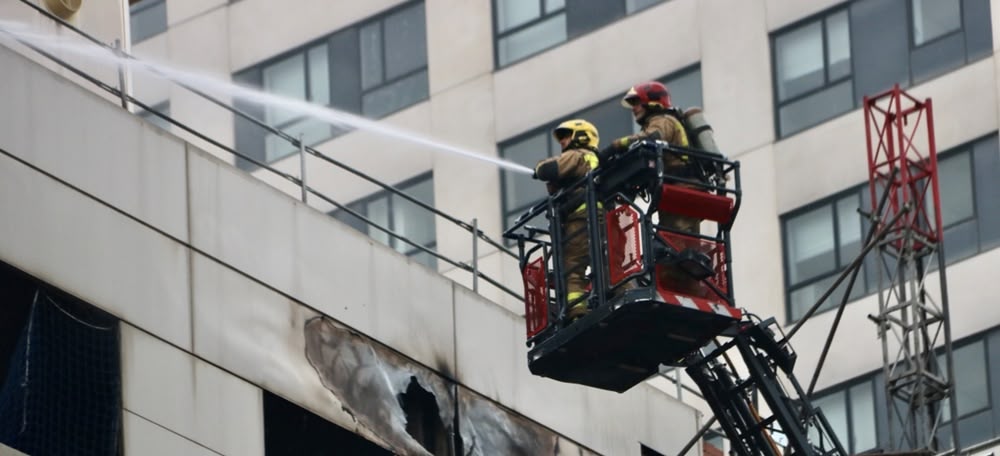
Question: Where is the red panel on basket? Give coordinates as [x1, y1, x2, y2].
[523, 256, 549, 338]
[606, 205, 644, 286]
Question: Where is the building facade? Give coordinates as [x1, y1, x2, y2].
[3, 0, 1000, 454]
[125, 0, 1000, 453]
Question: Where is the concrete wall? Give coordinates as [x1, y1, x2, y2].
[0, 40, 699, 455]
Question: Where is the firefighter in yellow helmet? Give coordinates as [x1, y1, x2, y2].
[608, 81, 702, 295]
[533, 119, 600, 320]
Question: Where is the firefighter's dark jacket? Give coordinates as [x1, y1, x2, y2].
[535, 147, 599, 212]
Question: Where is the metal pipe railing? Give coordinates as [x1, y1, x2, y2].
[9, 0, 521, 300]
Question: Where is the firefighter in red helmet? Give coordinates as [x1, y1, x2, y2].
[607, 81, 702, 295]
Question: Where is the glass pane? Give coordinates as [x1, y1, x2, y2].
[566, 0, 624, 39]
[130, 0, 167, 43]
[775, 21, 825, 101]
[307, 45, 330, 105]
[837, 194, 862, 266]
[367, 197, 391, 247]
[849, 382, 877, 452]
[331, 206, 367, 235]
[826, 11, 851, 80]
[912, 0, 961, 46]
[789, 274, 845, 321]
[786, 205, 835, 285]
[384, 3, 428, 80]
[392, 178, 436, 252]
[496, 0, 541, 32]
[139, 102, 170, 132]
[360, 23, 383, 90]
[497, 13, 567, 66]
[813, 392, 849, 451]
[911, 32, 965, 84]
[943, 218, 978, 263]
[575, 99, 632, 147]
[939, 152, 974, 227]
[502, 133, 550, 211]
[361, 70, 429, 118]
[953, 341, 988, 417]
[963, 0, 993, 61]
[662, 68, 703, 109]
[264, 117, 332, 162]
[940, 340, 988, 421]
[407, 249, 438, 269]
[851, 0, 910, 99]
[973, 136, 1000, 251]
[626, 0, 663, 14]
[545, 0, 565, 13]
[778, 79, 853, 137]
[263, 54, 306, 125]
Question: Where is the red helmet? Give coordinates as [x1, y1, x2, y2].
[621, 81, 671, 109]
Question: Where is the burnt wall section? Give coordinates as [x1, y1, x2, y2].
[304, 317, 597, 456]
[305, 317, 452, 455]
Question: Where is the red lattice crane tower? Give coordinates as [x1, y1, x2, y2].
[863, 85, 960, 453]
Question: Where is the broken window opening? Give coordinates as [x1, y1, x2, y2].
[263, 390, 392, 455]
[398, 376, 450, 455]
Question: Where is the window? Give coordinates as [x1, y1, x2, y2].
[492, 0, 665, 67]
[772, 0, 992, 138]
[936, 339, 994, 447]
[234, 2, 428, 168]
[912, 0, 962, 45]
[332, 173, 437, 268]
[0, 263, 121, 456]
[499, 66, 702, 236]
[816, 326, 1000, 451]
[264, 391, 392, 455]
[781, 134, 1000, 322]
[812, 379, 878, 453]
[782, 190, 866, 321]
[129, 0, 167, 43]
[772, 8, 853, 137]
[138, 101, 170, 132]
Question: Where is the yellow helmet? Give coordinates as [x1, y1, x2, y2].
[552, 119, 600, 150]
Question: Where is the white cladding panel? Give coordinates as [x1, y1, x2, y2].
[0, 44, 189, 242]
[122, 411, 221, 456]
[121, 324, 265, 456]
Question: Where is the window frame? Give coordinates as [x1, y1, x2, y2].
[770, 5, 855, 138]
[908, 0, 964, 48]
[781, 134, 1000, 323]
[233, 1, 429, 167]
[812, 376, 880, 454]
[332, 172, 437, 266]
[129, 0, 167, 44]
[771, 0, 992, 139]
[781, 186, 867, 322]
[490, 0, 665, 68]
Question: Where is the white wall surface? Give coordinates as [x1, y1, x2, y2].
[0, 38, 698, 455]
[122, 324, 264, 456]
[122, 411, 221, 456]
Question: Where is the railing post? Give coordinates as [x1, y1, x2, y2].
[472, 218, 479, 293]
[113, 39, 128, 111]
[298, 134, 308, 203]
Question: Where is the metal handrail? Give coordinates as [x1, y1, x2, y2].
[9, 0, 521, 299]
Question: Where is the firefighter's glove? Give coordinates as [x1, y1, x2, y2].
[612, 136, 633, 150]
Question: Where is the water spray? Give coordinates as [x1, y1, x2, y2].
[0, 20, 535, 175]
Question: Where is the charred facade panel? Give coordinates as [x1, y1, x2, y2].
[303, 316, 597, 456]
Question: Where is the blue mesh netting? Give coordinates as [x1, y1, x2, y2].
[0, 290, 121, 455]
